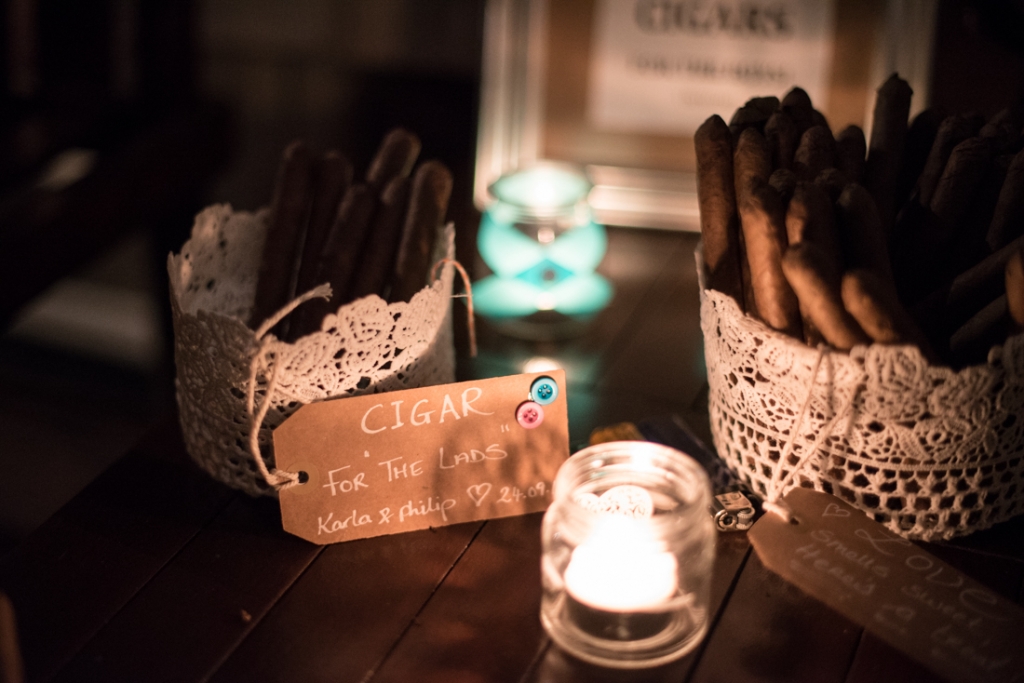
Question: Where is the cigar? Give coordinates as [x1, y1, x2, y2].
[929, 137, 993, 261]
[986, 146, 1024, 250]
[836, 183, 896, 290]
[389, 160, 453, 303]
[864, 74, 913, 233]
[814, 167, 847, 204]
[794, 125, 836, 182]
[695, 115, 745, 307]
[781, 86, 814, 135]
[290, 183, 376, 336]
[769, 168, 797, 206]
[366, 128, 421, 191]
[764, 110, 799, 171]
[1007, 247, 1024, 332]
[733, 126, 776, 319]
[738, 178, 801, 337]
[917, 114, 980, 208]
[348, 175, 412, 300]
[940, 233, 1024, 337]
[842, 269, 936, 360]
[252, 140, 315, 331]
[947, 152, 1011, 276]
[782, 181, 839, 348]
[979, 108, 1021, 153]
[783, 242, 870, 350]
[835, 125, 866, 184]
[734, 127, 772, 207]
[895, 109, 940, 210]
[728, 96, 780, 138]
[948, 295, 1009, 367]
[0, 592, 23, 683]
[786, 182, 843, 273]
[293, 151, 354, 300]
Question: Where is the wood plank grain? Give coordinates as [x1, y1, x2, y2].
[371, 514, 546, 683]
[689, 550, 861, 683]
[51, 495, 322, 683]
[208, 522, 481, 683]
[0, 421, 233, 682]
[598, 232, 706, 409]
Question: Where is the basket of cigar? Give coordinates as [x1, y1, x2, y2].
[169, 129, 459, 496]
[697, 75, 1024, 540]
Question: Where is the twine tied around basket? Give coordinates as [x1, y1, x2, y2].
[244, 260, 476, 491]
[761, 345, 857, 523]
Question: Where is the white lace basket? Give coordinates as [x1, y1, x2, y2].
[699, 255, 1024, 541]
[169, 204, 457, 497]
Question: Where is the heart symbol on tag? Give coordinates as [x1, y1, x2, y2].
[467, 483, 492, 507]
[823, 503, 850, 518]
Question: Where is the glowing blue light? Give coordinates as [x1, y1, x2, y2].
[475, 164, 612, 321]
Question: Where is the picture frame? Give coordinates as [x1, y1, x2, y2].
[474, 0, 937, 230]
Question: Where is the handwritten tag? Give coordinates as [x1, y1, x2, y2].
[274, 371, 569, 544]
[749, 488, 1024, 683]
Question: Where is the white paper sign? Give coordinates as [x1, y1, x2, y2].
[587, 0, 836, 137]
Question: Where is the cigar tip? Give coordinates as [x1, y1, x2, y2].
[879, 73, 912, 97]
[782, 87, 812, 110]
[383, 127, 422, 152]
[696, 114, 729, 138]
[283, 139, 309, 160]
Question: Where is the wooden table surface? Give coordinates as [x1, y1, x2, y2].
[2, 228, 1023, 683]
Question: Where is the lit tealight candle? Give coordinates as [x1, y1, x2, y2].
[564, 517, 678, 612]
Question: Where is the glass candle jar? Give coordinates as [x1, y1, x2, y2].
[540, 441, 716, 669]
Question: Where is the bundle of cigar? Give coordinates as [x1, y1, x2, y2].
[249, 128, 453, 341]
[697, 74, 1024, 368]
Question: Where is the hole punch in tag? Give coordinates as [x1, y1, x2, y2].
[748, 488, 1024, 683]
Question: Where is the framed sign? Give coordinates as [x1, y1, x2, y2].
[474, 0, 936, 230]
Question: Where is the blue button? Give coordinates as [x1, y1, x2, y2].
[530, 376, 559, 405]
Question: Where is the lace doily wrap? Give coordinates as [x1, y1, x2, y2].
[700, 268, 1024, 541]
[169, 204, 457, 497]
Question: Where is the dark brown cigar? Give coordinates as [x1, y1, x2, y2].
[769, 168, 797, 205]
[294, 151, 353, 299]
[1007, 247, 1024, 332]
[842, 269, 936, 361]
[836, 183, 895, 290]
[389, 160, 453, 303]
[917, 114, 980, 208]
[695, 115, 745, 307]
[728, 96, 779, 138]
[739, 178, 801, 337]
[366, 128, 421, 191]
[986, 146, 1024, 250]
[783, 242, 870, 350]
[929, 136, 993, 248]
[252, 140, 314, 330]
[787, 182, 843, 273]
[764, 110, 798, 170]
[834, 125, 866, 184]
[794, 125, 836, 182]
[348, 176, 412, 300]
[781, 87, 814, 135]
[290, 183, 376, 336]
[864, 74, 912, 234]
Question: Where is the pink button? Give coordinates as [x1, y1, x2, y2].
[516, 401, 544, 429]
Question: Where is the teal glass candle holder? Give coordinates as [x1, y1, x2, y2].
[474, 164, 612, 339]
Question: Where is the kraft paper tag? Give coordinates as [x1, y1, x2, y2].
[749, 488, 1024, 683]
[275, 371, 569, 544]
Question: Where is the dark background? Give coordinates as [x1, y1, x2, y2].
[0, 0, 1022, 555]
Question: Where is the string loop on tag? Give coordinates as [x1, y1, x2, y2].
[764, 345, 856, 521]
[245, 284, 332, 491]
[431, 257, 477, 358]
